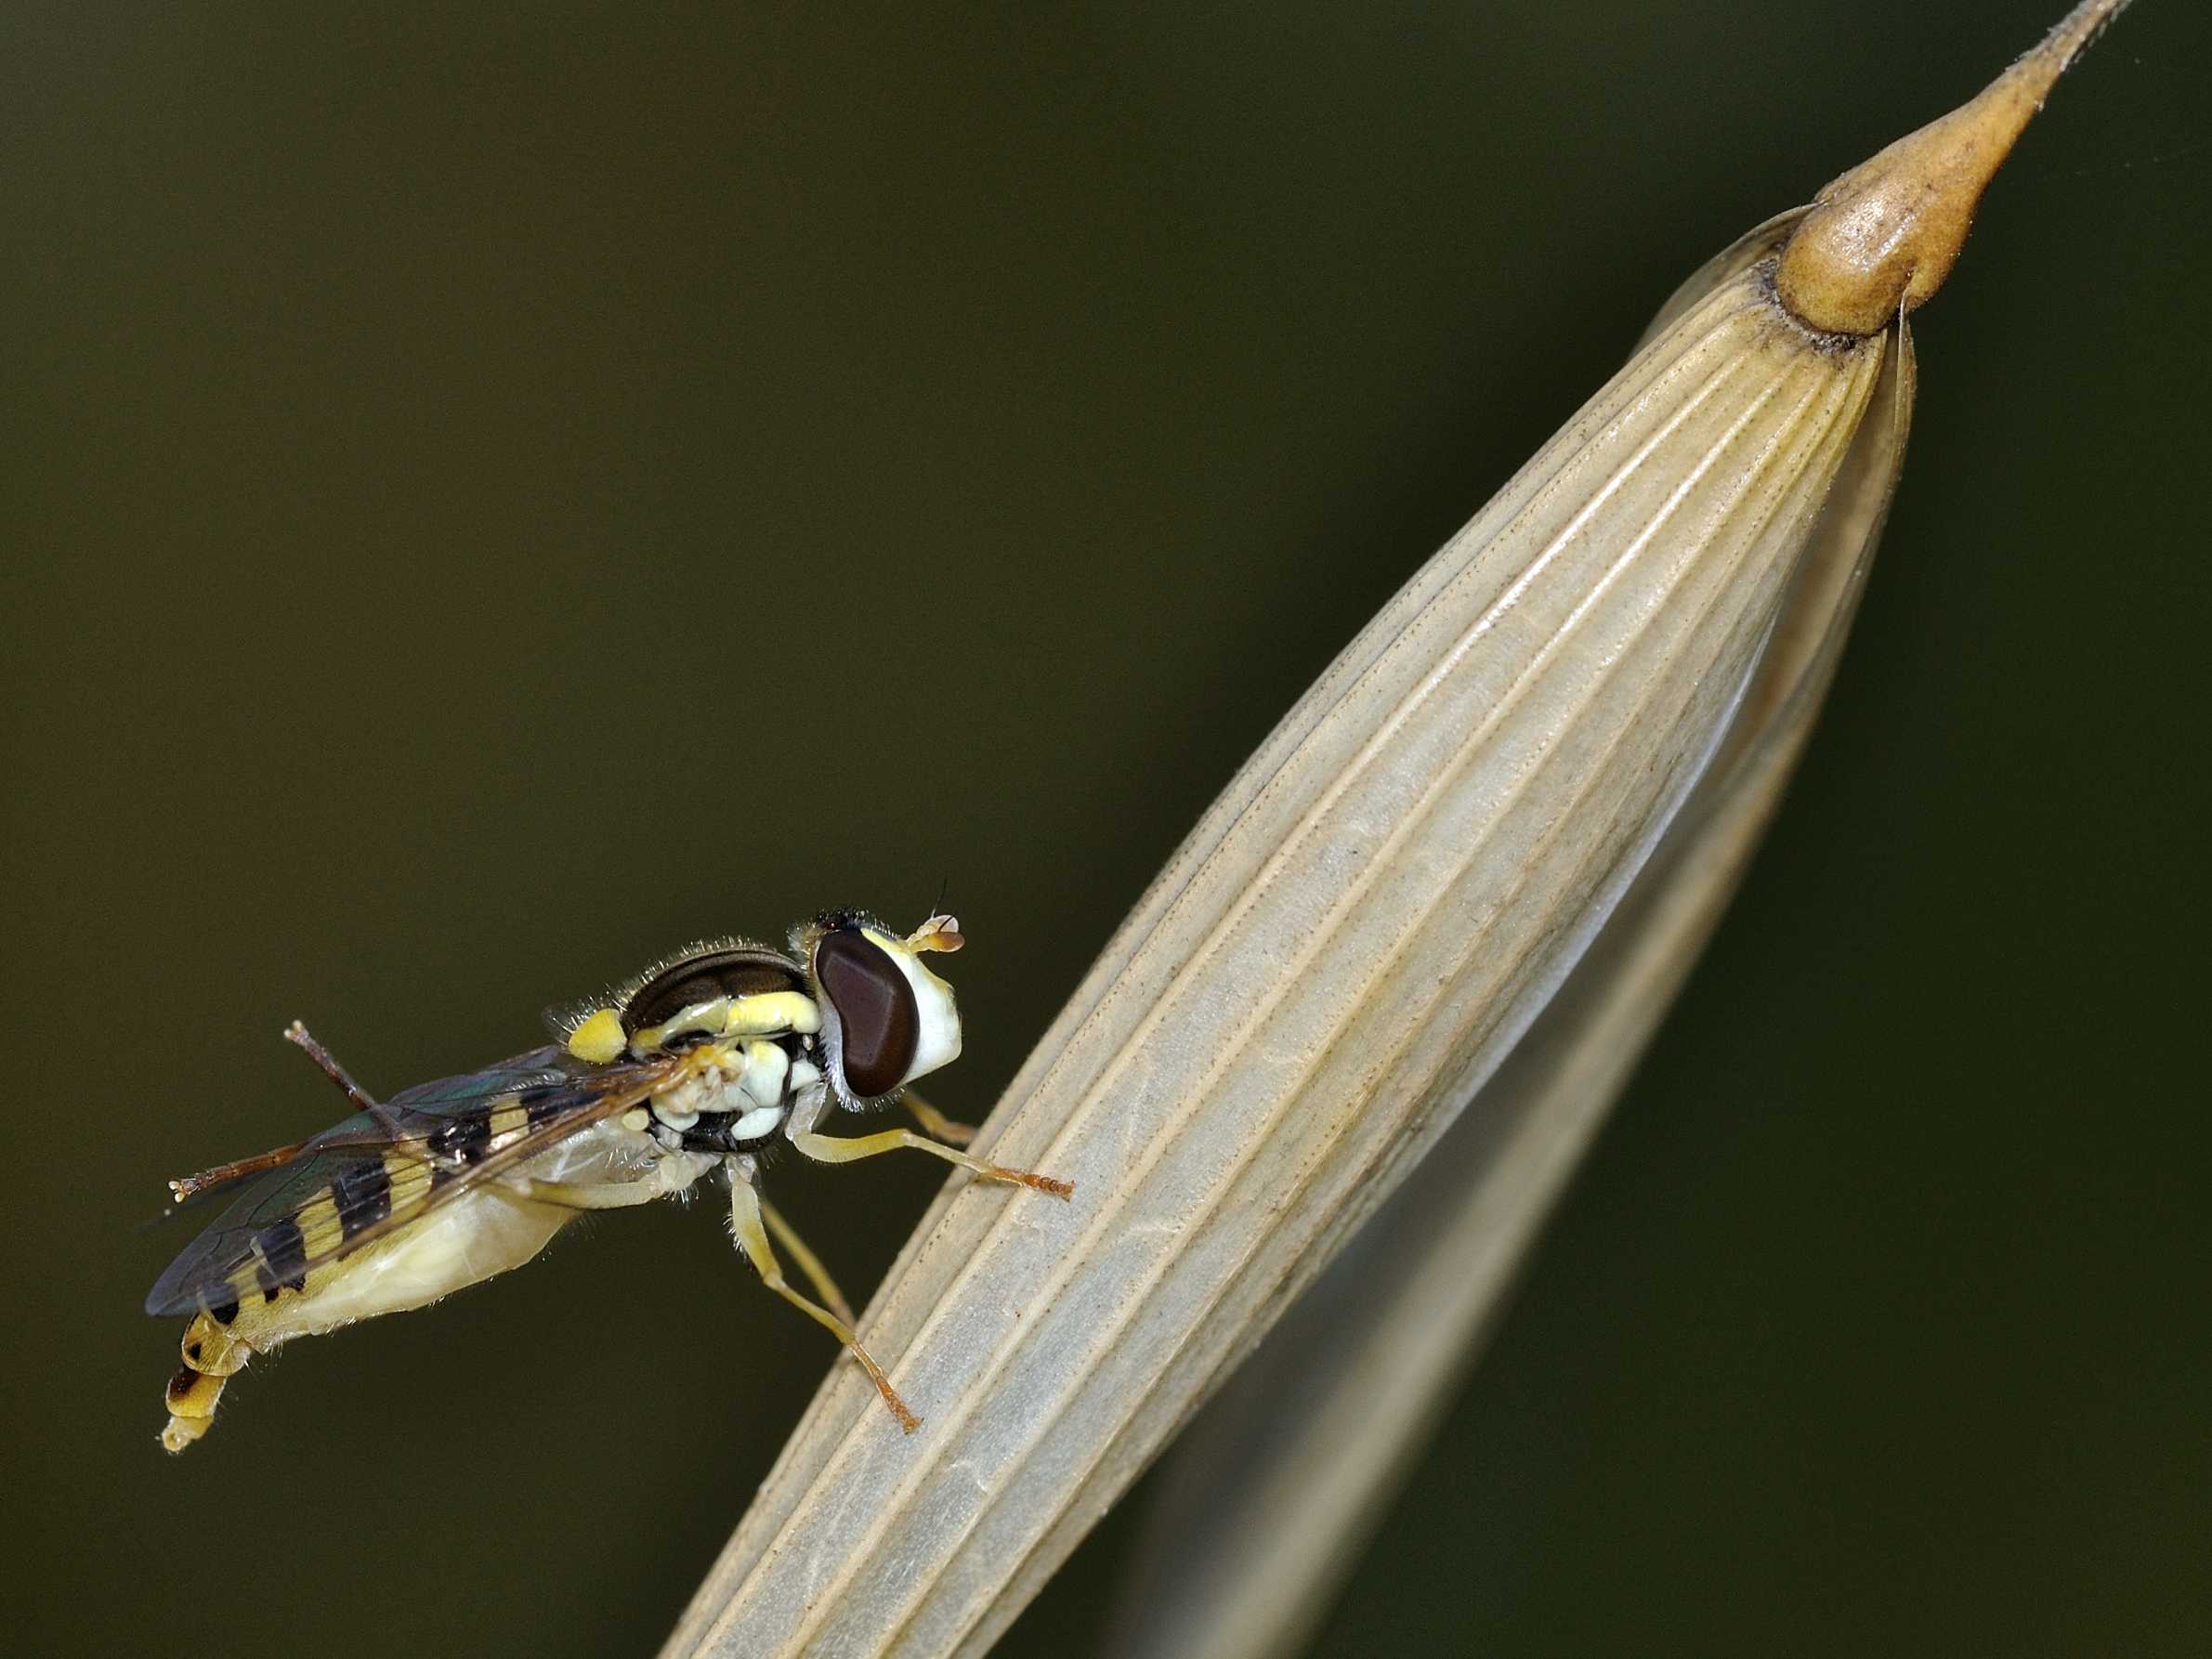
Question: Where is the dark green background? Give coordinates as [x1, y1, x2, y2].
[6, 3, 2205, 1653]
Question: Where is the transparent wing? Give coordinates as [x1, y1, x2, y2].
[144, 1046, 677, 1318]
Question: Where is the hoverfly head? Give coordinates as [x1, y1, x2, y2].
[799, 912, 963, 1110]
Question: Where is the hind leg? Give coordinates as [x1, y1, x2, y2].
[161, 1309, 255, 1454]
[725, 1161, 918, 1432]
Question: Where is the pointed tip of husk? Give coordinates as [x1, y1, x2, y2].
[1774, 0, 2133, 337]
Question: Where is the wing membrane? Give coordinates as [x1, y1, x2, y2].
[145, 1046, 678, 1318]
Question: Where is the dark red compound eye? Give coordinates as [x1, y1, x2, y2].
[815, 927, 919, 1098]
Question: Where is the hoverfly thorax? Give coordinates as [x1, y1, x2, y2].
[799, 911, 963, 1111]
[552, 939, 819, 1065]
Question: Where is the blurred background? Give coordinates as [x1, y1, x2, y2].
[5, 2, 2205, 1653]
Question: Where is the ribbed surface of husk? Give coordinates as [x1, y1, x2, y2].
[662, 241, 1887, 1657]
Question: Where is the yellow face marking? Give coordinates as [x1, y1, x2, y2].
[567, 1007, 626, 1065]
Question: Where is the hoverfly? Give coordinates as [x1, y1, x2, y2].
[147, 911, 1070, 1452]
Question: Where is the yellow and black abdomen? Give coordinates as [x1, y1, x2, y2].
[152, 1101, 653, 1453]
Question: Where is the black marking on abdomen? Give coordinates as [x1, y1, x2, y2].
[254, 1218, 308, 1301]
[521, 1086, 563, 1131]
[428, 1104, 494, 1186]
[331, 1159, 394, 1240]
[208, 1298, 240, 1326]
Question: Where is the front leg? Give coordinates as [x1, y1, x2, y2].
[899, 1088, 978, 1147]
[786, 1126, 1073, 1198]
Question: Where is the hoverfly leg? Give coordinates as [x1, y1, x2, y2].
[494, 1162, 705, 1213]
[726, 1165, 919, 1432]
[786, 1126, 1074, 1199]
[283, 1021, 405, 1139]
[497, 1174, 666, 1210]
[167, 1027, 400, 1201]
[898, 1088, 978, 1147]
[167, 1140, 313, 1203]
[758, 1196, 856, 1326]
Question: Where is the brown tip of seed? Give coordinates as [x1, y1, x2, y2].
[1774, 0, 2131, 336]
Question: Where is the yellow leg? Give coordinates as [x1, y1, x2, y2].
[511, 1168, 857, 1330]
[788, 1127, 1074, 1198]
[161, 1310, 252, 1455]
[500, 1172, 676, 1210]
[727, 1174, 919, 1433]
[900, 1089, 977, 1147]
[759, 1197, 855, 1326]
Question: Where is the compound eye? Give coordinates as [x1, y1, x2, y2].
[814, 927, 919, 1099]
